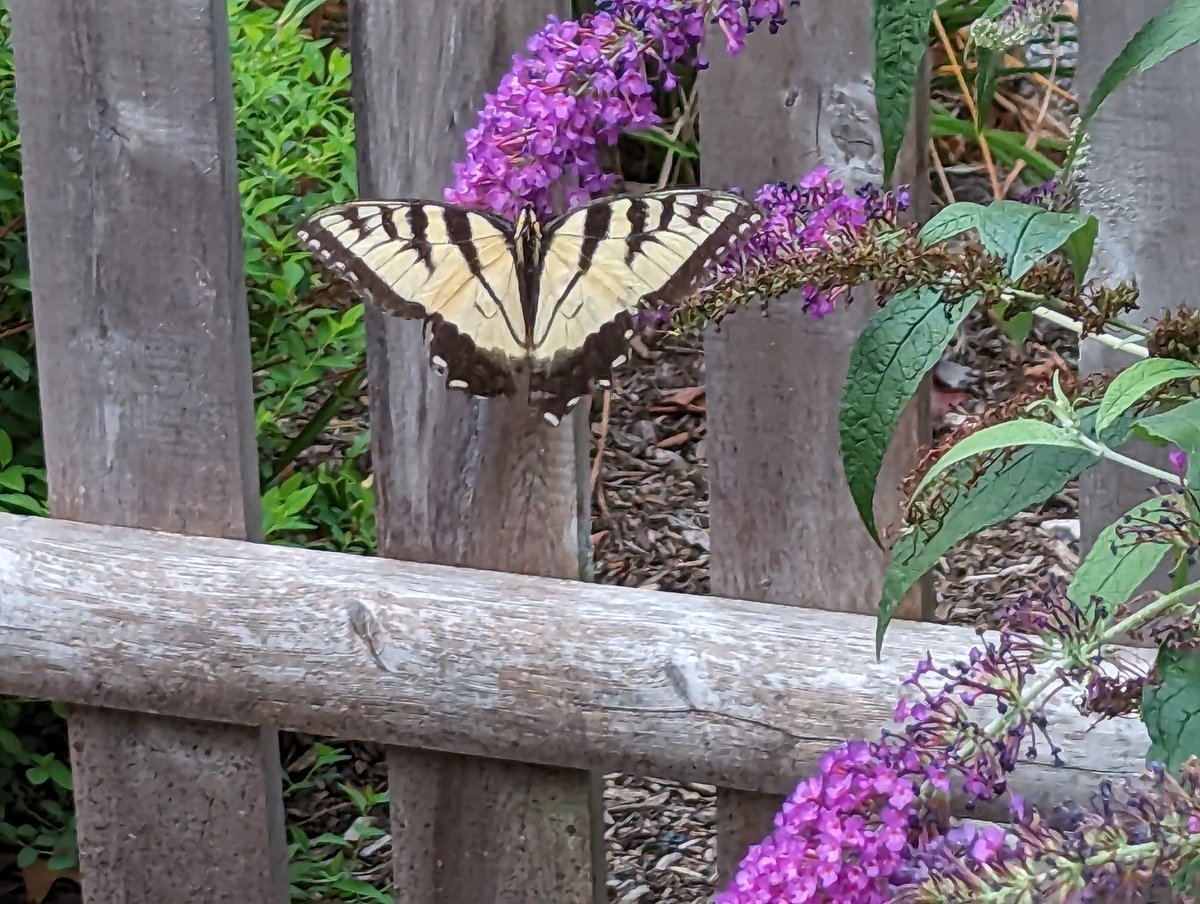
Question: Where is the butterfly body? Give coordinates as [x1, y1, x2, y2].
[297, 189, 760, 425]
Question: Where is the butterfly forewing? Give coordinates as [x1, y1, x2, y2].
[528, 189, 761, 423]
[297, 200, 525, 397]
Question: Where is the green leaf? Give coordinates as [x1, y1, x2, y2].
[872, 0, 937, 183]
[626, 129, 698, 159]
[913, 419, 1094, 497]
[1080, 0, 1200, 131]
[919, 201, 983, 244]
[16, 846, 38, 869]
[1062, 214, 1099, 287]
[840, 288, 978, 546]
[1097, 358, 1200, 432]
[1133, 398, 1200, 485]
[0, 726, 23, 755]
[1145, 643, 1200, 771]
[0, 429, 11, 468]
[877, 438, 1099, 652]
[0, 346, 31, 382]
[974, 201, 1093, 280]
[1069, 495, 1179, 612]
[972, 48, 1001, 126]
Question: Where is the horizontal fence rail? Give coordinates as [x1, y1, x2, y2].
[0, 514, 1150, 814]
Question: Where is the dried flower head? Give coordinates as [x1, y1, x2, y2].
[969, 0, 1069, 51]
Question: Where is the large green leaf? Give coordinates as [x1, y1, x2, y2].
[1145, 637, 1200, 771]
[913, 419, 1092, 497]
[874, 410, 1132, 652]
[876, 441, 1098, 652]
[972, 201, 1096, 280]
[1097, 358, 1200, 432]
[872, 0, 937, 183]
[1069, 495, 1181, 612]
[1080, 0, 1200, 131]
[840, 288, 978, 546]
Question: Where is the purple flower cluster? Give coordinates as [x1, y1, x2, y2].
[717, 585, 1098, 902]
[445, 0, 798, 217]
[718, 168, 911, 318]
[717, 740, 925, 903]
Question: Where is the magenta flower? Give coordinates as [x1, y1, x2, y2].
[1170, 447, 1189, 480]
[701, 169, 911, 321]
[445, 0, 799, 218]
[717, 740, 929, 903]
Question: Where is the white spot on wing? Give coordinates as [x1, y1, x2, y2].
[611, 355, 626, 367]
[543, 411, 561, 426]
[448, 379, 468, 389]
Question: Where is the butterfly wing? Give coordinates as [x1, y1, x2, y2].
[530, 189, 761, 424]
[297, 200, 526, 398]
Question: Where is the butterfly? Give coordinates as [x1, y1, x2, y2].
[296, 188, 761, 425]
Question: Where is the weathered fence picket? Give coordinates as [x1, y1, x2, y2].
[348, 1, 600, 901]
[8, 0, 288, 900]
[701, 6, 930, 880]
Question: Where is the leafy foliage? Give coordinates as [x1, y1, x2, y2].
[871, 0, 938, 183]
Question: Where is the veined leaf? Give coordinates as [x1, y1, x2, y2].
[1145, 636, 1200, 771]
[875, 409, 1130, 652]
[913, 419, 1094, 498]
[840, 289, 978, 545]
[1069, 495, 1180, 612]
[1097, 358, 1200, 432]
[972, 201, 1095, 280]
[919, 201, 984, 244]
[872, 0, 937, 183]
[1132, 398, 1200, 485]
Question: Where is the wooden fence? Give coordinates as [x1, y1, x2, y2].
[0, 0, 1187, 901]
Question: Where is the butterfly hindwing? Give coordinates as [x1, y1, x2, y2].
[528, 189, 762, 422]
[297, 200, 525, 398]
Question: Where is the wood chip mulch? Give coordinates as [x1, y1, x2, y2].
[591, 309, 1081, 901]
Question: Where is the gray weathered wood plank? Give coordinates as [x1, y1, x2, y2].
[700, 8, 930, 884]
[0, 514, 1151, 815]
[9, 1, 286, 900]
[1076, 1, 1200, 595]
[348, 2, 598, 899]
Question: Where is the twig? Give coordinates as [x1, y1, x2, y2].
[1030, 305, 1149, 358]
[929, 138, 956, 204]
[590, 388, 612, 522]
[0, 321, 32, 342]
[933, 12, 1003, 199]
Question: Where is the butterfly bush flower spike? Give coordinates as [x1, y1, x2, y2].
[446, 0, 799, 218]
[970, 0, 1068, 50]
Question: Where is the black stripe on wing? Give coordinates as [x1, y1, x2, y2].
[528, 314, 633, 425]
[297, 199, 522, 400]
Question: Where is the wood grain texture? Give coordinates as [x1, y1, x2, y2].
[699, 8, 930, 883]
[348, 2, 598, 900]
[1076, 1, 1200, 597]
[9, 2, 286, 900]
[0, 515, 1151, 811]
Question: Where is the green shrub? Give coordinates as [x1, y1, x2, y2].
[0, 0, 373, 885]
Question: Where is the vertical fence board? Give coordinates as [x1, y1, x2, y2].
[700, 9, 928, 884]
[349, 3, 600, 901]
[9, 1, 287, 901]
[1076, 1, 1200, 582]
